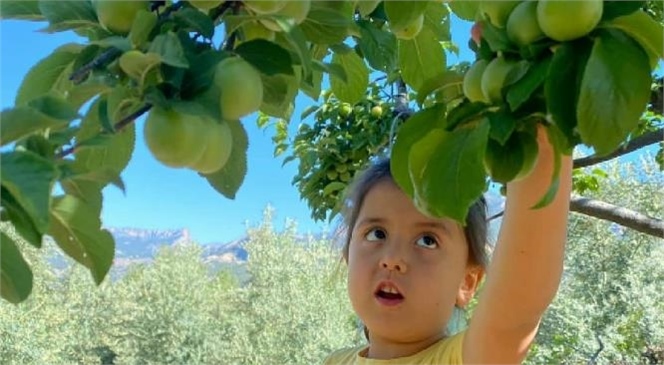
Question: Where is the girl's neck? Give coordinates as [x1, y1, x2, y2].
[366, 332, 445, 360]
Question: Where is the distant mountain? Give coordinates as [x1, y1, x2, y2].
[108, 227, 193, 259]
[103, 227, 249, 277]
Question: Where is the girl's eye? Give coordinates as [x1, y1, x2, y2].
[365, 228, 386, 241]
[415, 235, 438, 249]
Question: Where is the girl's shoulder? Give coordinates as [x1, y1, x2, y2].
[322, 331, 465, 365]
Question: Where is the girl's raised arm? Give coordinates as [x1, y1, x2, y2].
[463, 126, 574, 364]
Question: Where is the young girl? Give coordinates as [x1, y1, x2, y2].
[324, 126, 573, 364]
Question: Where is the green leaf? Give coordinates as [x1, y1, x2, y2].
[398, 26, 446, 92]
[577, 29, 651, 156]
[487, 110, 517, 145]
[506, 57, 551, 111]
[90, 36, 132, 51]
[545, 40, 591, 150]
[118, 51, 162, 85]
[260, 71, 299, 119]
[235, 39, 294, 76]
[148, 32, 189, 68]
[300, 1, 352, 44]
[49, 195, 115, 284]
[445, 100, 488, 131]
[330, 50, 369, 105]
[181, 50, 226, 99]
[38, 0, 99, 33]
[415, 71, 464, 106]
[323, 182, 347, 196]
[58, 177, 103, 213]
[601, 0, 646, 21]
[408, 128, 447, 201]
[0, 150, 57, 235]
[106, 85, 141, 124]
[300, 105, 319, 121]
[0, 232, 33, 304]
[0, 0, 43, 20]
[72, 99, 136, 185]
[129, 9, 159, 49]
[416, 120, 490, 223]
[203, 120, 248, 199]
[390, 104, 447, 197]
[27, 93, 80, 121]
[480, 20, 514, 53]
[173, 7, 215, 39]
[15, 43, 83, 106]
[1, 187, 43, 248]
[1, 107, 68, 146]
[603, 10, 664, 66]
[424, 1, 451, 41]
[311, 60, 347, 83]
[276, 26, 313, 78]
[448, 0, 480, 21]
[532, 126, 564, 209]
[356, 19, 398, 72]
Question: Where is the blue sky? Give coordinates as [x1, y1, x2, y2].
[2, 12, 658, 245]
[0, 13, 476, 244]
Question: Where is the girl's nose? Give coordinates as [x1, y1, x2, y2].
[379, 244, 408, 274]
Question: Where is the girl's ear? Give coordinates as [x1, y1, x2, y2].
[456, 265, 485, 308]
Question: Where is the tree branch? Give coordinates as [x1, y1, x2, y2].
[573, 128, 663, 169]
[69, 48, 123, 84]
[569, 196, 664, 238]
[587, 332, 604, 365]
[57, 104, 152, 159]
[488, 195, 664, 239]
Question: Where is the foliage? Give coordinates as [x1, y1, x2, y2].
[0, 211, 357, 364]
[527, 158, 664, 364]
[1, 158, 663, 362]
[0, 1, 662, 304]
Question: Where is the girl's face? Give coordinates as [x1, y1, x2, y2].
[347, 179, 480, 346]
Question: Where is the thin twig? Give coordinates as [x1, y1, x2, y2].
[57, 104, 153, 159]
[69, 48, 123, 84]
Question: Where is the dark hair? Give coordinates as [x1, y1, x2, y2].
[340, 158, 490, 342]
[340, 158, 490, 269]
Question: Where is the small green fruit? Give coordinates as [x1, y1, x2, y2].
[190, 119, 233, 174]
[480, 0, 520, 28]
[391, 14, 424, 40]
[327, 170, 339, 180]
[463, 59, 489, 103]
[215, 57, 264, 120]
[357, 0, 381, 17]
[189, 0, 223, 11]
[506, 1, 545, 47]
[244, 0, 286, 14]
[537, 0, 603, 41]
[241, 20, 276, 42]
[94, 0, 150, 35]
[339, 103, 352, 117]
[260, 0, 311, 31]
[370, 105, 383, 118]
[481, 56, 517, 103]
[144, 107, 207, 168]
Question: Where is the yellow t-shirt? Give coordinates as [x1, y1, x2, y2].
[323, 331, 464, 365]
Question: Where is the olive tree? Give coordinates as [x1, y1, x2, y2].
[1, 0, 662, 304]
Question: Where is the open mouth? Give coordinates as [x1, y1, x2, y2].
[374, 283, 404, 306]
